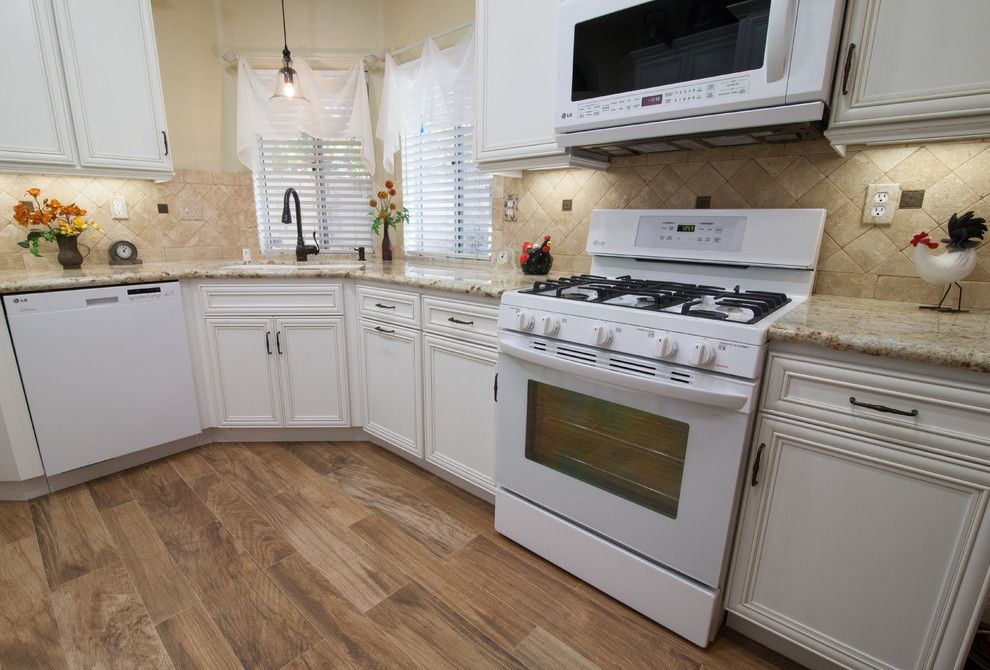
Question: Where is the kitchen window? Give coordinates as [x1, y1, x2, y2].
[401, 121, 492, 259]
[253, 136, 373, 254]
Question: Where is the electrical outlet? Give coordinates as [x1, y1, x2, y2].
[110, 196, 128, 219]
[862, 183, 901, 225]
[504, 195, 518, 222]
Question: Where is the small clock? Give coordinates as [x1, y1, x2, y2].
[108, 240, 142, 265]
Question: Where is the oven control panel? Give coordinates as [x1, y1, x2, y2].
[499, 306, 764, 379]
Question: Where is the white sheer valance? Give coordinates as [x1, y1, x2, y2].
[376, 30, 476, 175]
[236, 57, 375, 174]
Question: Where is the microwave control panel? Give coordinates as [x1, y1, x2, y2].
[575, 75, 751, 121]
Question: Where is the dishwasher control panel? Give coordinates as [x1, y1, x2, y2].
[4, 282, 179, 314]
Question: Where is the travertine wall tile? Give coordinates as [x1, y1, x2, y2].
[493, 138, 990, 307]
[0, 171, 260, 269]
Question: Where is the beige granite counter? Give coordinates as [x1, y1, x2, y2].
[0, 258, 538, 299]
[769, 295, 990, 373]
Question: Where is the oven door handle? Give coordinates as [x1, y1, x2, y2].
[498, 341, 750, 411]
[764, 0, 796, 83]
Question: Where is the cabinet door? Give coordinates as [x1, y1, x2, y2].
[358, 319, 422, 456]
[204, 317, 281, 427]
[0, 0, 76, 166]
[275, 317, 350, 427]
[728, 417, 990, 670]
[423, 334, 497, 492]
[51, 0, 171, 173]
[474, 0, 564, 162]
[827, 0, 990, 145]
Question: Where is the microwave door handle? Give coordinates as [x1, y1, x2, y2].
[498, 340, 750, 411]
[764, 0, 796, 83]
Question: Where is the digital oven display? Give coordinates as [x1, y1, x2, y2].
[676, 224, 697, 232]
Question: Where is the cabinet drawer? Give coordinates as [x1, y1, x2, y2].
[201, 283, 343, 315]
[763, 351, 990, 453]
[422, 296, 498, 342]
[357, 285, 420, 327]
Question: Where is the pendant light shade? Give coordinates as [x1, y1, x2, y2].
[270, 0, 307, 102]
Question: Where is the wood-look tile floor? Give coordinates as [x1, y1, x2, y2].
[0, 441, 804, 669]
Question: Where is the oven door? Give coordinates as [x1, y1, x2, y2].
[495, 336, 757, 587]
[556, 0, 843, 133]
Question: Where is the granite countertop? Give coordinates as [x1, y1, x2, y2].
[768, 294, 990, 373]
[0, 258, 537, 299]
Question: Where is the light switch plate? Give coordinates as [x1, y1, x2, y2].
[178, 197, 203, 221]
[862, 183, 901, 225]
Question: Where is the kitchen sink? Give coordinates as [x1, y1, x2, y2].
[228, 263, 366, 271]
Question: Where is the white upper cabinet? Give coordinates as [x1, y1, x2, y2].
[474, 0, 608, 173]
[0, 0, 172, 179]
[826, 0, 990, 147]
[0, 0, 76, 167]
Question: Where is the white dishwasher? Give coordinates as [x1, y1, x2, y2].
[4, 282, 201, 476]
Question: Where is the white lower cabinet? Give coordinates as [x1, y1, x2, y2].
[204, 317, 282, 427]
[727, 346, 990, 670]
[204, 316, 349, 428]
[275, 317, 349, 427]
[423, 334, 497, 492]
[357, 318, 422, 457]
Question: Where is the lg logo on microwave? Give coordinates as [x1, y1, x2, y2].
[561, 112, 573, 119]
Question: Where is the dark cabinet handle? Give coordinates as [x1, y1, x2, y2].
[448, 316, 474, 325]
[849, 396, 918, 417]
[265, 331, 272, 355]
[162, 130, 169, 156]
[374, 302, 396, 310]
[841, 43, 855, 95]
[751, 443, 765, 487]
[493, 373, 498, 402]
[374, 326, 395, 334]
[276, 331, 282, 355]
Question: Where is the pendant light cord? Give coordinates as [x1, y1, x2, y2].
[280, 0, 290, 59]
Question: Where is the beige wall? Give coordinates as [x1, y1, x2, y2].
[383, 0, 474, 48]
[494, 138, 990, 309]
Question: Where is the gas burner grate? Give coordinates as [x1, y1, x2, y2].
[521, 275, 790, 324]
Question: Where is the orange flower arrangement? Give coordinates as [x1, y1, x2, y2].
[12, 188, 105, 256]
[368, 179, 409, 235]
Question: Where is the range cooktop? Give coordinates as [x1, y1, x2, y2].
[521, 274, 791, 324]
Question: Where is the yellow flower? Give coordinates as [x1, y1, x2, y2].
[26, 187, 41, 198]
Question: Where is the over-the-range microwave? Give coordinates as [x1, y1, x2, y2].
[555, 0, 846, 155]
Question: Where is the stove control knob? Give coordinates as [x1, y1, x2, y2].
[516, 311, 535, 331]
[654, 335, 677, 359]
[539, 314, 560, 336]
[593, 323, 613, 346]
[689, 342, 715, 366]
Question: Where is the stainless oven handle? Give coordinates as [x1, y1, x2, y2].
[764, 0, 796, 83]
[498, 341, 750, 411]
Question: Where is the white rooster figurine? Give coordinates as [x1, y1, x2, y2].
[909, 211, 987, 312]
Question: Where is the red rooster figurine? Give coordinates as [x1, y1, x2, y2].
[909, 211, 987, 312]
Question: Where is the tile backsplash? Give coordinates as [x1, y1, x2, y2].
[4, 138, 990, 309]
[493, 138, 990, 309]
[0, 170, 258, 270]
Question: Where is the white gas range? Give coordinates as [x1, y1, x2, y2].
[494, 208, 825, 647]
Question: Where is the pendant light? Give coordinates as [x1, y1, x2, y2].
[271, 0, 307, 102]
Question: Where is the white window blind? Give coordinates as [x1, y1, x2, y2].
[247, 67, 374, 254]
[253, 136, 372, 253]
[401, 122, 492, 259]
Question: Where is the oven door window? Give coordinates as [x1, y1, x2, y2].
[572, 0, 770, 101]
[524, 380, 687, 518]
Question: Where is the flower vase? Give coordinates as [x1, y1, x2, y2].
[381, 225, 393, 261]
[56, 236, 84, 270]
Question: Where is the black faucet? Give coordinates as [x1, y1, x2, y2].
[281, 188, 319, 262]
[354, 246, 366, 261]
